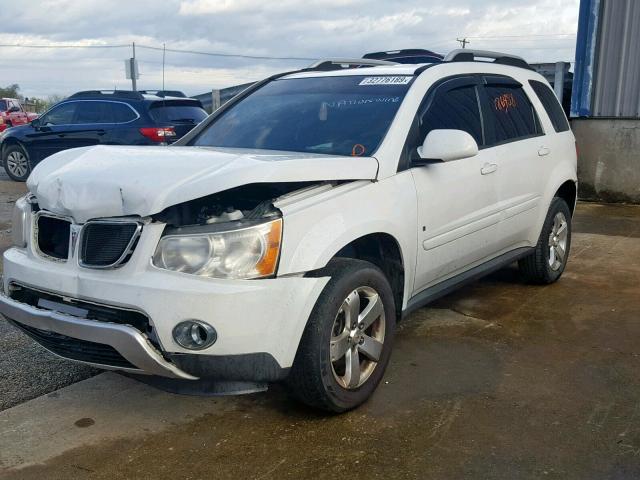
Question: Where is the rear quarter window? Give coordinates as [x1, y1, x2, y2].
[528, 80, 570, 133]
[148, 102, 207, 124]
[483, 80, 541, 145]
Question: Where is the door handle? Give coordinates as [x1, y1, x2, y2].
[538, 146, 550, 156]
[481, 163, 498, 175]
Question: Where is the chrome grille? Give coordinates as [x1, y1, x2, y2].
[79, 221, 142, 268]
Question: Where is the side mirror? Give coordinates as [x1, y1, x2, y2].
[8, 106, 20, 113]
[30, 118, 41, 130]
[417, 129, 479, 162]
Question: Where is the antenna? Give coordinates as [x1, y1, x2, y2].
[456, 38, 470, 49]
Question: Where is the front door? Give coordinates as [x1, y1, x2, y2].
[29, 101, 80, 162]
[411, 77, 502, 293]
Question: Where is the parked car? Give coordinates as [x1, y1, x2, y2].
[0, 50, 577, 412]
[0, 90, 207, 181]
[0, 98, 38, 131]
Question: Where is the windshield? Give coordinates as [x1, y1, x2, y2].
[149, 102, 208, 124]
[0, 100, 7, 111]
[190, 75, 414, 157]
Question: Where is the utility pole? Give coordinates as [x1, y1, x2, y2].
[456, 38, 470, 49]
[130, 42, 137, 91]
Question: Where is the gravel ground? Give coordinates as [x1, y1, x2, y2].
[0, 168, 97, 411]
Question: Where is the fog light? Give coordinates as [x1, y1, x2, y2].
[172, 320, 217, 350]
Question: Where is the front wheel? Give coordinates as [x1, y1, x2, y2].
[287, 258, 396, 412]
[519, 197, 572, 284]
[3, 144, 31, 181]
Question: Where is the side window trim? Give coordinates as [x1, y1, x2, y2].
[41, 100, 140, 127]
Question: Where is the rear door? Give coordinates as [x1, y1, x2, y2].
[479, 76, 546, 250]
[411, 76, 502, 293]
[147, 100, 208, 140]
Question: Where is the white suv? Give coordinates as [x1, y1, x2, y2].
[0, 50, 577, 412]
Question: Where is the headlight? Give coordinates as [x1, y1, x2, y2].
[152, 218, 282, 279]
[11, 195, 30, 248]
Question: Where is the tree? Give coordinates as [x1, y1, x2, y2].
[0, 84, 20, 99]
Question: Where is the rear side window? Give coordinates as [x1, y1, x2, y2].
[484, 82, 540, 144]
[529, 80, 570, 132]
[74, 101, 112, 124]
[72, 101, 137, 124]
[420, 85, 483, 147]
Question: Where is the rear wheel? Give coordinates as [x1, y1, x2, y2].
[287, 258, 396, 412]
[3, 144, 31, 181]
[519, 197, 572, 284]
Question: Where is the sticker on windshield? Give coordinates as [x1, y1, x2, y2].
[359, 76, 412, 86]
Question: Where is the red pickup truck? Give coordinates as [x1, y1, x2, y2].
[0, 98, 38, 132]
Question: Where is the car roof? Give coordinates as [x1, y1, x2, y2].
[283, 61, 537, 80]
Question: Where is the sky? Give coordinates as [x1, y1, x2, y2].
[0, 0, 580, 99]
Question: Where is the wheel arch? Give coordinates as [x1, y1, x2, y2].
[327, 232, 405, 319]
[555, 180, 578, 216]
[1, 137, 27, 156]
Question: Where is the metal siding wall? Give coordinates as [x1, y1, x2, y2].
[592, 0, 640, 117]
[572, 0, 601, 117]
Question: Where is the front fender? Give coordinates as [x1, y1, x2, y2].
[276, 173, 418, 307]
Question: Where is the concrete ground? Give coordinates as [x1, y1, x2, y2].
[0, 201, 639, 479]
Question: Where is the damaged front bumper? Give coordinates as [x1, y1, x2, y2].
[0, 291, 196, 379]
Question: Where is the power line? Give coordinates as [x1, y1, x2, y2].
[465, 33, 576, 39]
[136, 44, 315, 62]
[0, 42, 315, 62]
[0, 43, 129, 49]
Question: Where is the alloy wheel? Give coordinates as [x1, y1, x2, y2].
[330, 286, 386, 389]
[548, 211, 568, 271]
[6, 151, 29, 178]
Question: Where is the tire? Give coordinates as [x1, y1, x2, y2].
[287, 258, 396, 413]
[3, 144, 31, 182]
[519, 197, 572, 284]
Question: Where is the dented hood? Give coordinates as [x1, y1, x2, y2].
[27, 145, 379, 223]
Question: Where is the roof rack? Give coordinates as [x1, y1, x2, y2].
[363, 49, 444, 63]
[444, 49, 534, 71]
[307, 58, 397, 71]
[69, 90, 144, 100]
[138, 90, 187, 98]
